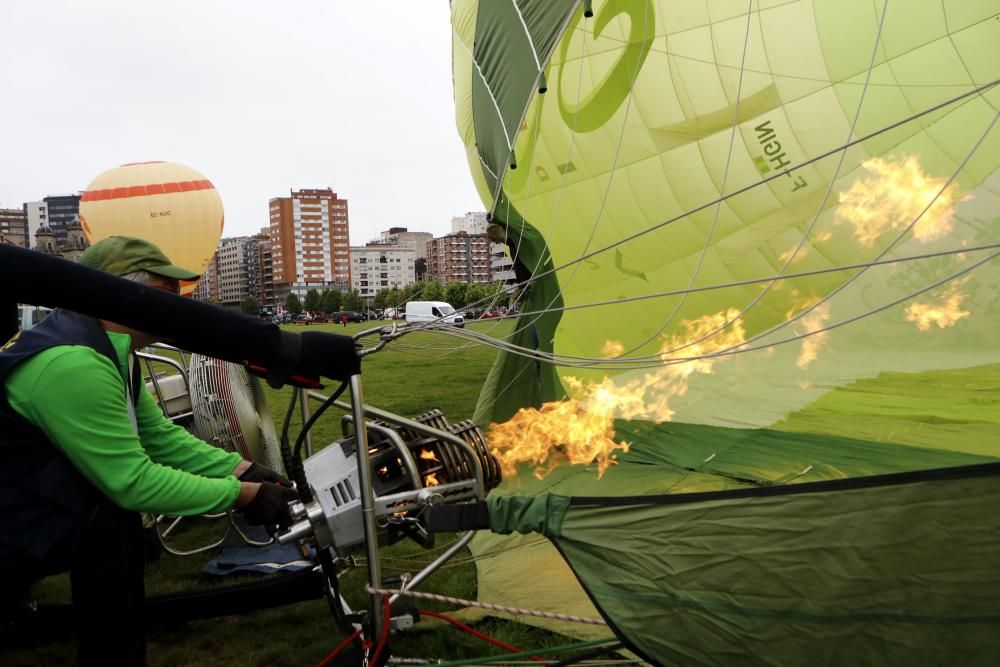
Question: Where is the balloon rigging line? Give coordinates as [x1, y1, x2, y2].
[510, 77, 999, 294]
[400, 8, 596, 366]
[476, 2, 649, 386]
[668, 108, 1000, 363]
[588, 7, 993, 90]
[428, 247, 998, 371]
[455, 35, 514, 157]
[410, 72, 998, 362]
[510, 0, 543, 73]
[405, 48, 997, 359]
[412, 24, 556, 357]
[621, 0, 759, 358]
[651, 0, 891, 358]
[394, 35, 998, 371]
[396, 75, 998, 368]
[653, 249, 1000, 367]
[488, 3, 592, 336]
[405, 74, 998, 347]
[433, 243, 997, 369]
[422, 242, 997, 348]
[528, 0, 652, 310]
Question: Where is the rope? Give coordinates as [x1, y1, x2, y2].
[364, 585, 607, 626]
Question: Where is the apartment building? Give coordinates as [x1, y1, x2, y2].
[0, 208, 28, 246]
[425, 231, 492, 284]
[350, 244, 416, 300]
[268, 188, 350, 299]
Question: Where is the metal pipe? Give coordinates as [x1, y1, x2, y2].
[349, 374, 384, 640]
[389, 531, 475, 605]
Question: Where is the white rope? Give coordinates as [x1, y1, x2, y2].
[365, 585, 608, 626]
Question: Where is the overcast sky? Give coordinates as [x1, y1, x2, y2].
[0, 1, 485, 244]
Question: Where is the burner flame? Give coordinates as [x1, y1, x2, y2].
[488, 309, 747, 479]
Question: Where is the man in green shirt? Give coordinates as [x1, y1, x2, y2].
[0, 236, 297, 665]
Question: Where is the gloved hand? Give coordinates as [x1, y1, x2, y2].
[267, 330, 361, 387]
[300, 331, 361, 382]
[240, 482, 299, 529]
[239, 461, 292, 488]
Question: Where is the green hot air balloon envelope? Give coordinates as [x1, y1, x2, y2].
[450, 0, 1000, 664]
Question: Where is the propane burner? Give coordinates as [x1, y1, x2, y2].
[278, 408, 500, 555]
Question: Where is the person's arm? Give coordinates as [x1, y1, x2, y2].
[6, 346, 240, 516]
[134, 386, 244, 478]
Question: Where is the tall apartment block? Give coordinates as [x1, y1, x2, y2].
[194, 252, 220, 302]
[451, 211, 511, 283]
[215, 237, 256, 306]
[194, 234, 274, 309]
[0, 208, 28, 247]
[254, 229, 275, 308]
[268, 188, 350, 300]
[350, 244, 416, 301]
[425, 231, 492, 284]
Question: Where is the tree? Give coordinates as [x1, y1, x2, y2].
[285, 293, 302, 314]
[321, 289, 342, 314]
[343, 290, 363, 312]
[372, 288, 390, 310]
[421, 280, 445, 301]
[464, 282, 486, 308]
[239, 296, 260, 316]
[303, 288, 321, 312]
[445, 281, 468, 308]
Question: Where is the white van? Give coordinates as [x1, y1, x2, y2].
[405, 301, 465, 327]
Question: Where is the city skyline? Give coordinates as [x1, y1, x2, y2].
[0, 2, 485, 245]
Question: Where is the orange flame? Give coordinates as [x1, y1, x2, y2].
[905, 282, 970, 331]
[488, 309, 747, 479]
[419, 449, 440, 462]
[424, 473, 440, 486]
[836, 156, 959, 247]
[785, 300, 832, 370]
[601, 340, 624, 358]
[779, 231, 833, 264]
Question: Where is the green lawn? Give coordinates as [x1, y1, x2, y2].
[6, 320, 591, 666]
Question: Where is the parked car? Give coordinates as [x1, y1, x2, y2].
[332, 311, 365, 323]
[405, 301, 465, 327]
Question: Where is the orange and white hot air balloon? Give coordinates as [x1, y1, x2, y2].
[80, 161, 224, 296]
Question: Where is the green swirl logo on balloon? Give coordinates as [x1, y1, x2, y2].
[558, 0, 655, 133]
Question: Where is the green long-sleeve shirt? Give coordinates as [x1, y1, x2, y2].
[5, 329, 242, 515]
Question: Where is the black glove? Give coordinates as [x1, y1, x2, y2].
[241, 482, 299, 529]
[267, 330, 361, 387]
[239, 462, 292, 488]
[300, 331, 361, 381]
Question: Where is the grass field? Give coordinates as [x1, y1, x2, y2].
[6, 320, 590, 666]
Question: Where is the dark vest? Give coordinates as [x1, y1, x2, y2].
[0, 309, 141, 563]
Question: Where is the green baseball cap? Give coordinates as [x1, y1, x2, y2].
[78, 235, 200, 281]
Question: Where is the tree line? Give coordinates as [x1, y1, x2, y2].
[236, 281, 510, 317]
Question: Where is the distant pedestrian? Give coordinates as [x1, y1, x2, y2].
[341, 314, 348, 328]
